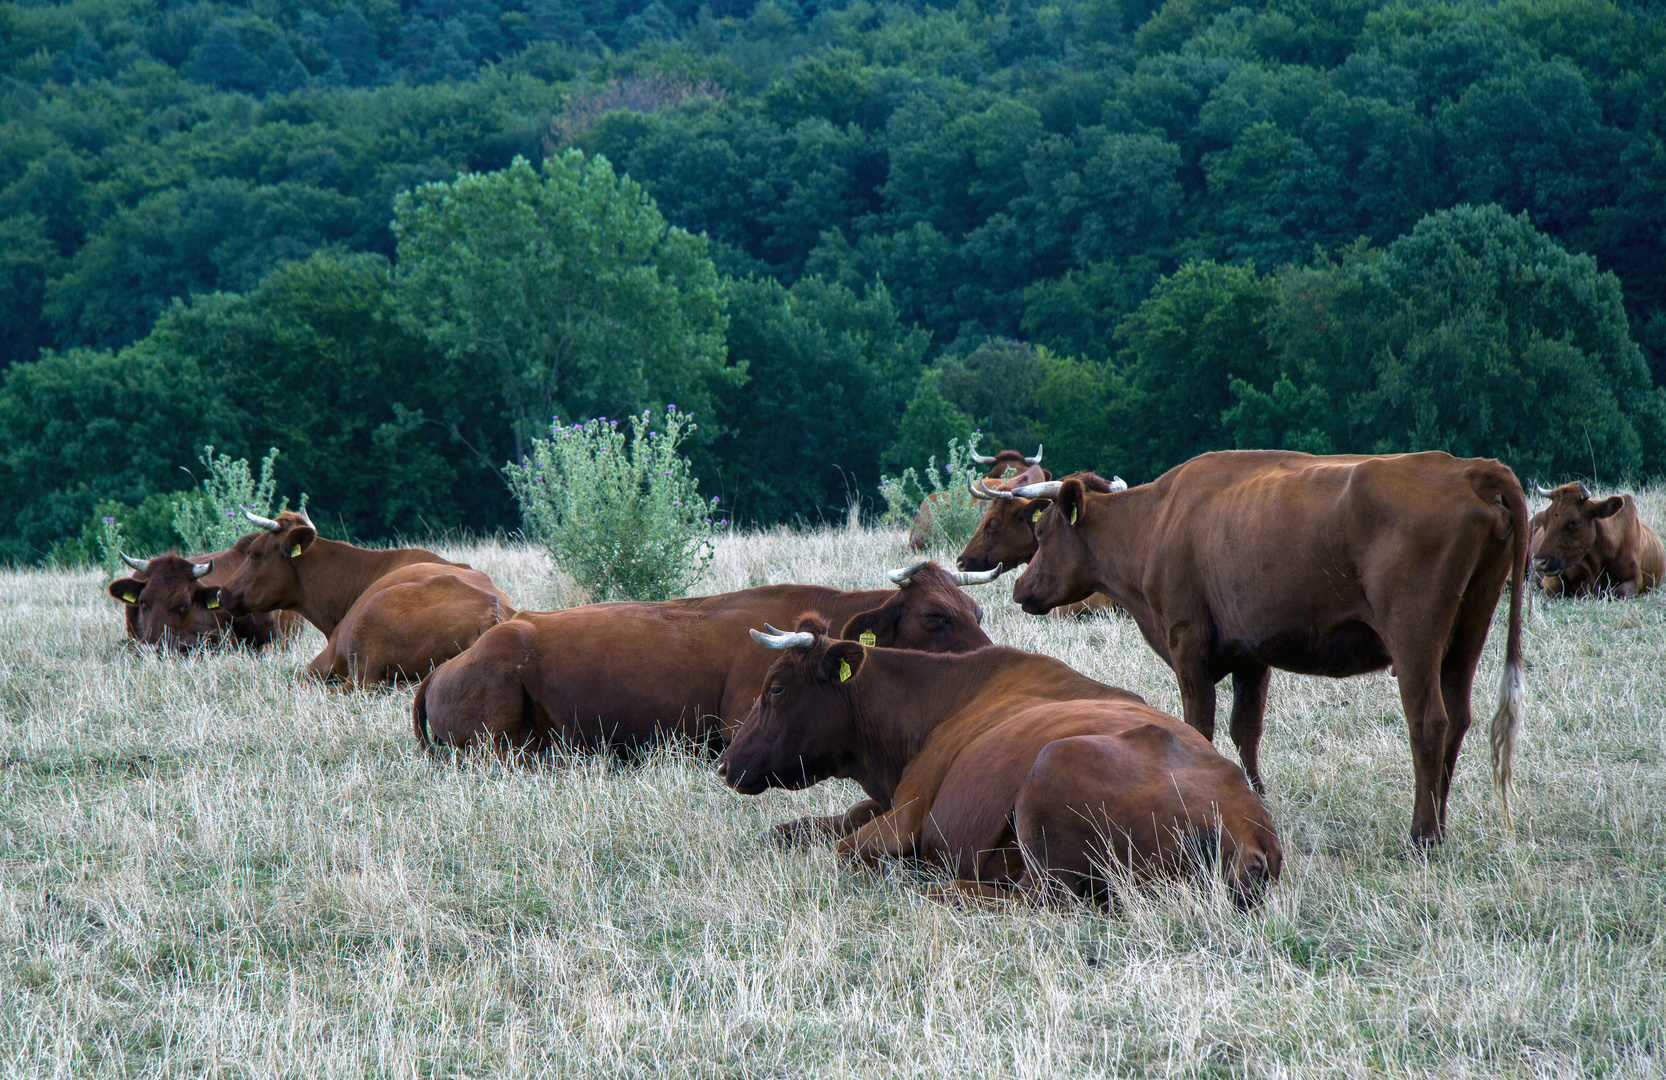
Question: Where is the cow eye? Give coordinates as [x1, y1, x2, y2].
[770, 684, 784, 696]
[1564, 521, 1578, 532]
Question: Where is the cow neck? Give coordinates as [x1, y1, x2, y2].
[843, 650, 996, 803]
[292, 539, 436, 636]
[1080, 486, 1160, 619]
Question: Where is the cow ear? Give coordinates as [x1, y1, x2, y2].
[818, 641, 866, 685]
[1025, 498, 1053, 525]
[1057, 478, 1088, 528]
[1590, 495, 1625, 520]
[109, 578, 143, 604]
[287, 523, 318, 557]
[840, 602, 899, 647]
[193, 586, 222, 611]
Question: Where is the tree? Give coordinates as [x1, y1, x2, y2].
[393, 152, 733, 462]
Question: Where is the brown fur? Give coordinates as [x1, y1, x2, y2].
[1011, 450, 1528, 844]
[413, 563, 992, 756]
[956, 470, 1117, 616]
[108, 550, 300, 650]
[216, 512, 517, 688]
[1531, 483, 1663, 598]
[717, 622, 1281, 909]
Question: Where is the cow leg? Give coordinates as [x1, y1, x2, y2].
[1228, 664, 1271, 794]
[766, 799, 884, 846]
[1175, 660, 1219, 743]
[838, 801, 928, 867]
[1392, 655, 1451, 845]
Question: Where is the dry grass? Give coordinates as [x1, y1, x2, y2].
[3, 494, 1664, 1078]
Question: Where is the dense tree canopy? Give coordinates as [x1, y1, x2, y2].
[3, 0, 1666, 558]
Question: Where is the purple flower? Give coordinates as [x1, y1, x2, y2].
[101, 516, 114, 523]
[713, 496, 720, 504]
[661, 470, 671, 476]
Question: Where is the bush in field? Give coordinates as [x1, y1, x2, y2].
[508, 407, 722, 601]
[172, 446, 300, 554]
[878, 435, 988, 550]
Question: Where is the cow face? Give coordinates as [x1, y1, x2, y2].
[957, 496, 1047, 573]
[1532, 483, 1624, 576]
[107, 555, 224, 650]
[1012, 479, 1101, 615]
[216, 511, 317, 616]
[841, 563, 992, 652]
[718, 616, 865, 795]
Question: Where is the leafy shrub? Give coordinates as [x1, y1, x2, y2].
[508, 407, 723, 602]
[46, 493, 188, 571]
[172, 446, 301, 554]
[878, 434, 988, 550]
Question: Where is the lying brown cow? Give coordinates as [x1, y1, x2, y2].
[413, 561, 999, 756]
[906, 445, 1048, 552]
[216, 509, 516, 687]
[959, 470, 1125, 616]
[1531, 482, 1663, 598]
[108, 551, 299, 650]
[1009, 450, 1528, 845]
[717, 618, 1281, 909]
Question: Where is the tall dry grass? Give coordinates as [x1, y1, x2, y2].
[2, 493, 1663, 1077]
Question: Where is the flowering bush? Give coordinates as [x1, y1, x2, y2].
[172, 446, 303, 554]
[508, 406, 722, 602]
[878, 434, 989, 550]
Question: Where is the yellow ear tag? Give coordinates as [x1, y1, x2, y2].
[289, 544, 302, 558]
[859, 631, 876, 646]
[1031, 507, 1044, 523]
[206, 599, 219, 609]
[839, 660, 852, 682]
[122, 592, 138, 603]
[1069, 506, 1078, 525]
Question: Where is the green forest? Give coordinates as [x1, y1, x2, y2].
[4, 0, 1665, 561]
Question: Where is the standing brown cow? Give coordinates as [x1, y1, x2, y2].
[216, 509, 516, 687]
[959, 470, 1125, 616]
[906, 446, 1047, 551]
[108, 551, 299, 650]
[1009, 450, 1528, 844]
[1531, 482, 1663, 598]
[718, 619, 1282, 909]
[413, 561, 1000, 756]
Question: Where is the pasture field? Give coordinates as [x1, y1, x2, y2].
[3, 499, 1665, 1079]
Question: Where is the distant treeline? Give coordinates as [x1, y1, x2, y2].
[4, 0, 1665, 561]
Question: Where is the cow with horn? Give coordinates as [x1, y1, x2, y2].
[1530, 482, 1662, 598]
[958, 471, 1125, 616]
[1010, 450, 1529, 845]
[718, 617, 1282, 909]
[216, 508, 517, 687]
[109, 550, 300, 650]
[907, 445, 1051, 552]
[413, 561, 1001, 758]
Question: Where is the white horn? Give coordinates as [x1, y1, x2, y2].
[1024, 444, 1043, 465]
[750, 625, 816, 650]
[1535, 484, 1556, 497]
[192, 560, 213, 579]
[1010, 481, 1063, 499]
[968, 477, 1012, 501]
[1577, 483, 1592, 501]
[969, 450, 997, 465]
[887, 561, 932, 584]
[947, 564, 1003, 585]
[1109, 476, 1128, 491]
[243, 508, 282, 531]
[119, 552, 151, 574]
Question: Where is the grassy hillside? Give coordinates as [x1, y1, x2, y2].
[3, 499, 1664, 1077]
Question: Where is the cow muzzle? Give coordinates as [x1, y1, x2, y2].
[1534, 554, 1564, 574]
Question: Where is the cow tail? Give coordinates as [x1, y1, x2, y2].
[1485, 470, 1529, 835]
[413, 670, 436, 755]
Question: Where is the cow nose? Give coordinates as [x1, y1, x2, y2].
[715, 759, 728, 780]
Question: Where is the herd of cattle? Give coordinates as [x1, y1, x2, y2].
[105, 449, 1662, 910]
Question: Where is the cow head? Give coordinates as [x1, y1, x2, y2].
[1011, 476, 1106, 615]
[1532, 482, 1624, 576]
[216, 509, 317, 616]
[717, 616, 866, 795]
[107, 553, 222, 650]
[841, 561, 997, 651]
[960, 471, 1124, 577]
[969, 444, 1044, 481]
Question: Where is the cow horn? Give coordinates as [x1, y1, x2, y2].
[295, 504, 314, 527]
[243, 508, 282, 531]
[1024, 445, 1043, 465]
[1109, 476, 1128, 491]
[968, 450, 997, 465]
[750, 624, 816, 650]
[119, 552, 151, 574]
[1535, 484, 1556, 497]
[887, 561, 932, 585]
[1010, 481, 1063, 499]
[1578, 483, 1592, 501]
[946, 564, 1003, 585]
[192, 560, 213, 579]
[968, 477, 1012, 501]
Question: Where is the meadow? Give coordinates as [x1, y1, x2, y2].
[3, 499, 1664, 1078]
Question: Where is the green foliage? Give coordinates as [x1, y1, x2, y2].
[878, 435, 986, 550]
[507, 406, 720, 602]
[393, 152, 732, 459]
[172, 446, 299, 555]
[46, 493, 186, 571]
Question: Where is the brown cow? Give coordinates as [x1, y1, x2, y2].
[412, 561, 1000, 757]
[906, 445, 1048, 552]
[216, 509, 516, 687]
[1530, 482, 1663, 598]
[717, 619, 1282, 909]
[1009, 450, 1528, 845]
[959, 470, 1125, 616]
[108, 551, 299, 650]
